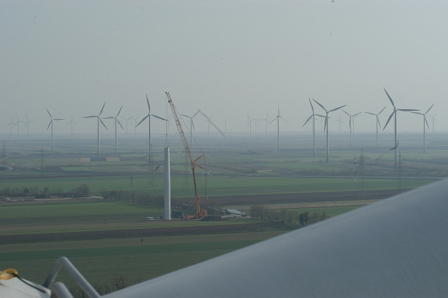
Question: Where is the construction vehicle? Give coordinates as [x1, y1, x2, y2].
[166, 92, 207, 219]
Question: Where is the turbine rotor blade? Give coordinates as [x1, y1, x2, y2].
[46, 121, 52, 131]
[425, 103, 435, 114]
[151, 114, 168, 121]
[280, 116, 289, 123]
[383, 88, 395, 108]
[329, 105, 346, 113]
[397, 109, 419, 112]
[390, 141, 399, 150]
[117, 119, 124, 130]
[312, 99, 326, 112]
[136, 115, 149, 127]
[383, 111, 395, 130]
[99, 102, 106, 116]
[117, 106, 123, 117]
[378, 106, 387, 115]
[100, 118, 108, 130]
[423, 116, 429, 129]
[303, 115, 313, 127]
[146, 95, 151, 111]
[308, 98, 314, 114]
[46, 109, 52, 118]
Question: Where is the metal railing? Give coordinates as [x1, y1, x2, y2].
[42, 256, 101, 298]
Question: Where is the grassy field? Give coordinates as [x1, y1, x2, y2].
[0, 135, 446, 296]
[0, 174, 435, 198]
[0, 198, 294, 293]
[0, 196, 360, 294]
[0, 231, 290, 292]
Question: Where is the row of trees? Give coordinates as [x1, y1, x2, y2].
[2, 184, 90, 198]
[250, 205, 328, 226]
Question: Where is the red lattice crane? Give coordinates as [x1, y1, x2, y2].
[166, 92, 207, 219]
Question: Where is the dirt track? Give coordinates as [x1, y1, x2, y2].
[1, 189, 409, 245]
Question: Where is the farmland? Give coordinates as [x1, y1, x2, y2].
[0, 133, 445, 295]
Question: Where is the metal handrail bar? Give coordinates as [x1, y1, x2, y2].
[51, 282, 74, 298]
[42, 256, 101, 298]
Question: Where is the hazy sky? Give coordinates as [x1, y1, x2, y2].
[1, 1, 447, 137]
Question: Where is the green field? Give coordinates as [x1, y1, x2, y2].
[0, 135, 445, 296]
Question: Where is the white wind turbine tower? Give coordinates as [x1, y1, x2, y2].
[334, 113, 344, 133]
[24, 115, 34, 139]
[136, 95, 167, 172]
[365, 107, 386, 147]
[383, 89, 419, 171]
[15, 115, 25, 140]
[6, 116, 14, 139]
[121, 116, 132, 137]
[412, 103, 434, 154]
[246, 115, 255, 137]
[105, 106, 124, 154]
[270, 105, 288, 153]
[259, 113, 269, 135]
[66, 115, 78, 141]
[83, 102, 107, 159]
[313, 99, 346, 163]
[131, 115, 140, 135]
[303, 98, 325, 158]
[46, 109, 64, 152]
[342, 110, 361, 148]
[181, 111, 200, 146]
[428, 113, 437, 134]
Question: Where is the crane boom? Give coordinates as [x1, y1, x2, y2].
[166, 92, 207, 219]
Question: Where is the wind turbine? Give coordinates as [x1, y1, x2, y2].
[131, 115, 140, 135]
[383, 89, 419, 171]
[198, 110, 226, 138]
[303, 98, 324, 158]
[428, 113, 437, 134]
[270, 105, 289, 152]
[259, 113, 269, 135]
[66, 115, 77, 141]
[342, 110, 362, 148]
[15, 115, 25, 140]
[121, 116, 132, 137]
[136, 95, 167, 172]
[6, 116, 14, 139]
[83, 102, 107, 158]
[181, 111, 200, 146]
[105, 106, 124, 153]
[312, 99, 346, 163]
[24, 115, 34, 139]
[412, 103, 434, 154]
[334, 113, 344, 133]
[246, 115, 255, 137]
[46, 109, 64, 152]
[365, 107, 386, 147]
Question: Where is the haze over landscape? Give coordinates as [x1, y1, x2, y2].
[2, 1, 448, 137]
